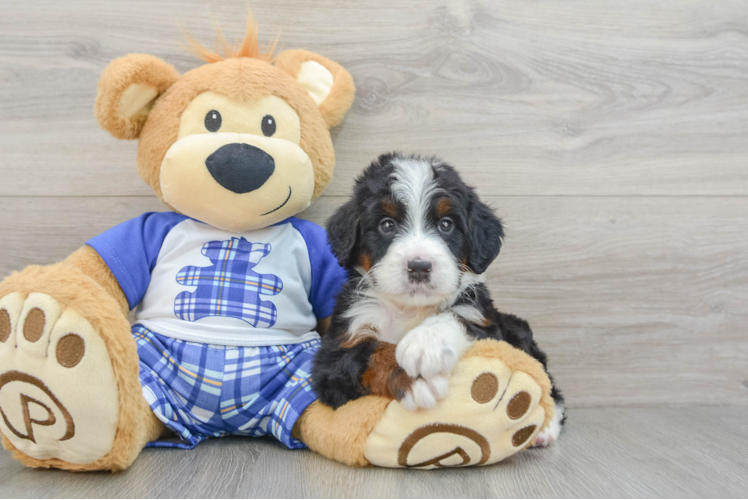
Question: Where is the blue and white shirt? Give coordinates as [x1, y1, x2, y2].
[87, 213, 346, 347]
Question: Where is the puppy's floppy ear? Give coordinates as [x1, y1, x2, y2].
[467, 196, 504, 274]
[326, 199, 360, 268]
[274, 49, 355, 128]
[95, 54, 180, 140]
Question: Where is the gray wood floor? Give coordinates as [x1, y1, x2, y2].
[1, 408, 747, 498]
[1, 0, 747, 497]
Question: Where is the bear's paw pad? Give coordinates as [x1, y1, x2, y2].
[0, 293, 119, 464]
[364, 353, 546, 468]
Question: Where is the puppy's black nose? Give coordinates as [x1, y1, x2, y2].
[206, 143, 275, 194]
[407, 258, 432, 283]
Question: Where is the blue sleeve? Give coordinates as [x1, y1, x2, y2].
[289, 218, 348, 320]
[86, 212, 188, 310]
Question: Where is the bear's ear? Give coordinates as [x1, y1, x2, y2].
[274, 49, 355, 128]
[94, 54, 180, 140]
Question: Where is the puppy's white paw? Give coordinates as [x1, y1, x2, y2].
[532, 431, 555, 447]
[532, 402, 565, 447]
[426, 374, 449, 400]
[399, 378, 450, 411]
[396, 326, 458, 380]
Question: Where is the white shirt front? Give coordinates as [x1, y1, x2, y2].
[88, 213, 345, 347]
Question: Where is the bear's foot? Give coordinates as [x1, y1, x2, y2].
[0, 260, 163, 471]
[0, 292, 121, 466]
[364, 340, 554, 468]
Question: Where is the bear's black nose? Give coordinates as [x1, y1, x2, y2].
[205, 143, 275, 194]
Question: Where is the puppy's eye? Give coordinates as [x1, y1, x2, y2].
[205, 110, 222, 132]
[379, 218, 397, 234]
[438, 217, 454, 234]
[261, 115, 276, 137]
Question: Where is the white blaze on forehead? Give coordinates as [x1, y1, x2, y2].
[390, 157, 442, 234]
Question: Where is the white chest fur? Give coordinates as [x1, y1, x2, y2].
[343, 297, 438, 344]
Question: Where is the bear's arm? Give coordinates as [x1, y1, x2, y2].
[317, 316, 331, 336]
[64, 246, 129, 315]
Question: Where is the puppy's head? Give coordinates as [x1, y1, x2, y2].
[328, 153, 504, 306]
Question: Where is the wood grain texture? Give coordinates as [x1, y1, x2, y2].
[1, 196, 746, 407]
[1, 407, 747, 498]
[0, 0, 747, 196]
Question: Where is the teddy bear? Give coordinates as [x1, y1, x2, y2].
[0, 17, 555, 471]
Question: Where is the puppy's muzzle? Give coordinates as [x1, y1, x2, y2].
[407, 258, 432, 283]
[206, 143, 275, 194]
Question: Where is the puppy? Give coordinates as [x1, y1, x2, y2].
[313, 153, 566, 446]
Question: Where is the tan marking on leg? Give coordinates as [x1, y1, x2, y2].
[362, 342, 413, 400]
[23, 308, 45, 342]
[512, 425, 537, 447]
[507, 391, 532, 420]
[471, 373, 498, 403]
[56, 334, 86, 368]
[0, 309, 10, 342]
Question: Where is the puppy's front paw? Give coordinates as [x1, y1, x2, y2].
[399, 376, 449, 411]
[396, 326, 458, 380]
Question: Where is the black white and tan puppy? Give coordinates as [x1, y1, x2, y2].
[313, 152, 566, 446]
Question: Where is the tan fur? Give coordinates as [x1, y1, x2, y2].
[0, 262, 156, 471]
[64, 246, 128, 316]
[316, 316, 331, 336]
[294, 398, 391, 467]
[436, 198, 452, 218]
[95, 21, 355, 205]
[95, 54, 180, 140]
[361, 342, 413, 400]
[274, 49, 356, 128]
[133, 56, 342, 203]
[465, 340, 555, 430]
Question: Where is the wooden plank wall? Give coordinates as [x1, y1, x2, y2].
[0, 0, 746, 408]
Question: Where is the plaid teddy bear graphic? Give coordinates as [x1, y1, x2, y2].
[174, 237, 283, 327]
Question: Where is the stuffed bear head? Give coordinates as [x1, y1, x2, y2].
[94, 19, 355, 232]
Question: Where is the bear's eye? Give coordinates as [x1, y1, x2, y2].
[261, 115, 276, 137]
[205, 110, 222, 132]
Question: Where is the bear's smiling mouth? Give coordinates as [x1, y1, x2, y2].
[261, 186, 292, 216]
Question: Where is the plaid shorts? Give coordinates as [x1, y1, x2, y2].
[132, 324, 319, 450]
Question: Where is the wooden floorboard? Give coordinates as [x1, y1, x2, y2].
[0, 0, 747, 196]
[1, 407, 747, 498]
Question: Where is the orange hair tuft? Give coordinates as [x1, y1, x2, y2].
[182, 14, 278, 63]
